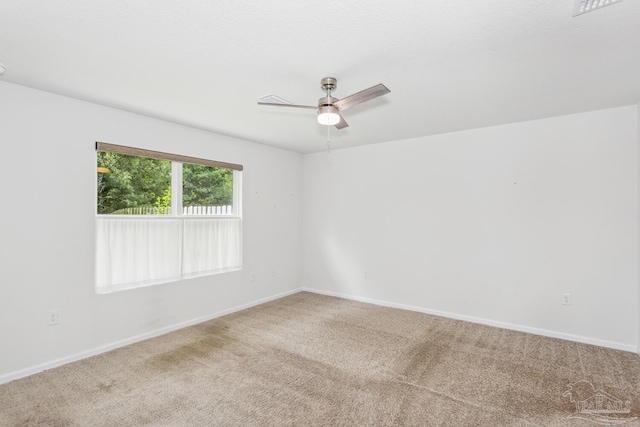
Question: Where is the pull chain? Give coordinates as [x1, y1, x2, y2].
[324, 84, 332, 153]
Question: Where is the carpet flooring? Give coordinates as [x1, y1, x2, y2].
[1, 292, 639, 426]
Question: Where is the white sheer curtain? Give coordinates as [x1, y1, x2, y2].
[182, 218, 242, 278]
[96, 217, 241, 293]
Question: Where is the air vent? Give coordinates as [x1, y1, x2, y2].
[573, 0, 622, 16]
[257, 94, 292, 105]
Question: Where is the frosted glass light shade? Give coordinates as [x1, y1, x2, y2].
[317, 106, 340, 126]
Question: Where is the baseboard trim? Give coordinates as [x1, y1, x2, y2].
[301, 287, 638, 354]
[0, 288, 303, 385]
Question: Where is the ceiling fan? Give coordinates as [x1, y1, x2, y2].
[258, 77, 390, 129]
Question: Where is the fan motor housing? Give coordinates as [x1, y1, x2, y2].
[318, 96, 338, 108]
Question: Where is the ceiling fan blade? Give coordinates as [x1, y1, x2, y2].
[335, 115, 349, 130]
[333, 83, 390, 111]
[258, 101, 317, 110]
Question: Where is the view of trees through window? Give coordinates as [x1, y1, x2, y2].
[97, 151, 234, 215]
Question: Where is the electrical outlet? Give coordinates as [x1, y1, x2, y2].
[47, 310, 60, 326]
[363, 270, 369, 279]
[250, 272, 256, 282]
[562, 293, 572, 306]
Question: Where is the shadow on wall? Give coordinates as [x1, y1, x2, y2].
[321, 229, 368, 296]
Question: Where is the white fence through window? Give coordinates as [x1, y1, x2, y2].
[183, 205, 233, 215]
[109, 205, 233, 216]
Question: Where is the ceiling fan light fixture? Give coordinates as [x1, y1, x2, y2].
[317, 106, 340, 126]
[258, 77, 390, 131]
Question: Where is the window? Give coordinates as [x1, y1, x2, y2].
[97, 152, 172, 215]
[95, 142, 243, 293]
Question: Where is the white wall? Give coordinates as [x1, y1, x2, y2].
[303, 106, 638, 351]
[0, 81, 303, 381]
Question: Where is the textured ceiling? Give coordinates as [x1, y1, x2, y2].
[0, 1, 639, 153]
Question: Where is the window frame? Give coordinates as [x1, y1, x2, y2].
[94, 142, 244, 294]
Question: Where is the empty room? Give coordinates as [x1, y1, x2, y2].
[1, 1, 639, 425]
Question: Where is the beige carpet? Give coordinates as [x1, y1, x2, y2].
[1, 292, 639, 426]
